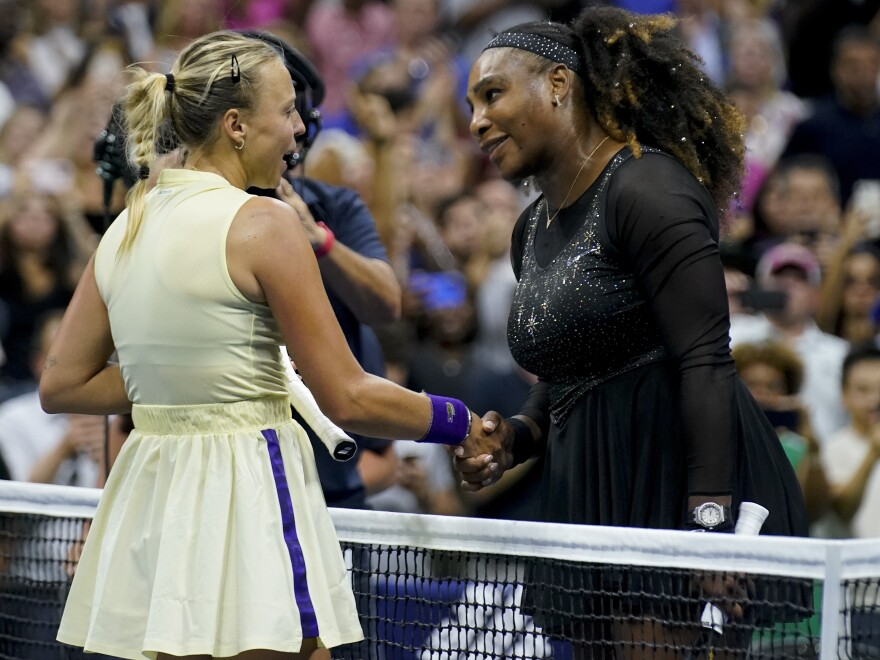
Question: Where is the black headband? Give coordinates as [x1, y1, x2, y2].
[483, 31, 582, 74]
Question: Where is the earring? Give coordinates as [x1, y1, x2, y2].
[553, 94, 560, 106]
[234, 139, 245, 151]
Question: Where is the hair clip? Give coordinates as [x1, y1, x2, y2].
[230, 54, 241, 83]
[138, 165, 150, 180]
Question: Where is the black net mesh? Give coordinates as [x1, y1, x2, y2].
[0, 503, 878, 660]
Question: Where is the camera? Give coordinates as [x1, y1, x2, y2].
[93, 103, 137, 191]
[93, 104, 178, 193]
[737, 287, 788, 313]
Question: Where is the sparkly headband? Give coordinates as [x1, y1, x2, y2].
[483, 31, 582, 74]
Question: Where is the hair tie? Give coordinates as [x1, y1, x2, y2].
[164, 73, 175, 93]
[138, 165, 150, 180]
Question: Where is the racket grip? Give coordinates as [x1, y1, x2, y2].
[699, 502, 769, 635]
[282, 347, 358, 462]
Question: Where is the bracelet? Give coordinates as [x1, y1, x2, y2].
[313, 221, 335, 258]
[507, 417, 536, 466]
[420, 393, 470, 445]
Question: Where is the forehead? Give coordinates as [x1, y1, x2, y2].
[257, 58, 294, 99]
[846, 359, 880, 384]
[836, 40, 880, 63]
[468, 48, 528, 90]
[742, 362, 785, 380]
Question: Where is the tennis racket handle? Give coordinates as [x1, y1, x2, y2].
[282, 348, 358, 462]
[734, 502, 770, 535]
[699, 502, 769, 634]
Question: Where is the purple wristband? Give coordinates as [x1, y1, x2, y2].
[421, 394, 470, 445]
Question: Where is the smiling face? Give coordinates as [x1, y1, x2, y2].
[466, 48, 555, 181]
[241, 58, 305, 188]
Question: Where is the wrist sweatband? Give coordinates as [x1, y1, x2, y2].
[420, 393, 471, 445]
[507, 417, 536, 466]
[314, 221, 335, 258]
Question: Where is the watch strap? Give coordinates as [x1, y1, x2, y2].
[687, 503, 733, 529]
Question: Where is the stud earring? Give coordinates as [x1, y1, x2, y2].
[553, 94, 560, 106]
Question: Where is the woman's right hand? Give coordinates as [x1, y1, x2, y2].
[451, 411, 513, 491]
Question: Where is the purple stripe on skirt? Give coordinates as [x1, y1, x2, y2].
[262, 428, 320, 639]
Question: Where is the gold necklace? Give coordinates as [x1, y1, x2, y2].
[545, 135, 610, 229]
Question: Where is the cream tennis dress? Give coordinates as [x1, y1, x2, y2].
[56, 169, 364, 659]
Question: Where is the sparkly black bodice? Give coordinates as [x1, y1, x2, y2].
[505, 149, 807, 528]
[507, 146, 739, 498]
[508, 149, 667, 424]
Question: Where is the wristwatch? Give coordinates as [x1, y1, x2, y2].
[688, 502, 732, 530]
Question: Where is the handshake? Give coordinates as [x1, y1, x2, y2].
[448, 411, 527, 491]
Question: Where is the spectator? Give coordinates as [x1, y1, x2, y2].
[470, 177, 523, 374]
[818, 223, 880, 344]
[730, 242, 850, 444]
[0, 312, 102, 487]
[0, 0, 48, 111]
[742, 155, 844, 269]
[390, 0, 470, 130]
[435, 192, 486, 286]
[0, 189, 94, 398]
[786, 0, 880, 99]
[345, 53, 471, 262]
[782, 25, 880, 206]
[725, 18, 806, 212]
[151, 0, 225, 71]
[27, 79, 125, 234]
[732, 341, 831, 525]
[368, 441, 465, 515]
[673, 0, 728, 84]
[739, 164, 790, 259]
[306, 0, 396, 122]
[23, 0, 88, 98]
[442, 0, 551, 70]
[0, 104, 46, 198]
[821, 342, 880, 538]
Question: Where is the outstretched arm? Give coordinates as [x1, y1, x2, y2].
[228, 194, 487, 447]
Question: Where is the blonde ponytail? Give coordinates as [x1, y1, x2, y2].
[116, 32, 278, 254]
[119, 71, 172, 253]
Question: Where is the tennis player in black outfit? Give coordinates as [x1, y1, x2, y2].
[456, 7, 810, 658]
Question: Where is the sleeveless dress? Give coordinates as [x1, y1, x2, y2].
[56, 169, 363, 659]
[507, 148, 810, 636]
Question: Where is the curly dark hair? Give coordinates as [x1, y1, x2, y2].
[501, 7, 746, 213]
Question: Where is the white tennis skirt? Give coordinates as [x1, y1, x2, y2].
[57, 396, 364, 659]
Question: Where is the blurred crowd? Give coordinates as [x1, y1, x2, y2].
[1, 0, 880, 540]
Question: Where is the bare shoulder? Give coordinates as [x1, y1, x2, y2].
[226, 194, 312, 301]
[228, 195, 300, 250]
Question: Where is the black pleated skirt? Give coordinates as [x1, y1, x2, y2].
[527, 361, 811, 639]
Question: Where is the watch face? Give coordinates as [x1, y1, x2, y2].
[698, 504, 723, 527]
